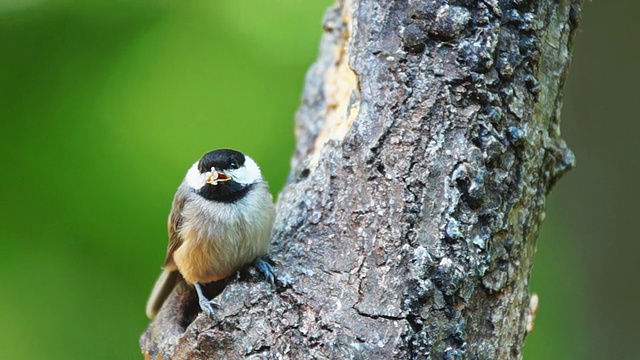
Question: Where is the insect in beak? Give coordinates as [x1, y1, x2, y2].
[205, 168, 231, 185]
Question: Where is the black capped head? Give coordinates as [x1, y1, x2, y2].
[197, 149, 245, 174]
[185, 149, 263, 203]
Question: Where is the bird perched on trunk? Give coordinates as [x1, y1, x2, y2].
[145, 149, 276, 319]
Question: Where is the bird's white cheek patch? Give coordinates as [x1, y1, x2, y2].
[229, 156, 262, 185]
[185, 162, 205, 189]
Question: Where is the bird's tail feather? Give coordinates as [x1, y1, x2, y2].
[145, 269, 180, 319]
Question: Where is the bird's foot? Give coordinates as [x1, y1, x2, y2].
[198, 298, 216, 317]
[194, 282, 218, 317]
[253, 258, 276, 285]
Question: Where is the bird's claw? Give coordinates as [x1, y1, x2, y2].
[253, 258, 276, 285]
[198, 299, 216, 317]
[194, 281, 218, 317]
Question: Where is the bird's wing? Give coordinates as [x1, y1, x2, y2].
[163, 187, 187, 270]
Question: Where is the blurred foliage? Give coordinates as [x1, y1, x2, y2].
[0, 1, 330, 358]
[0, 1, 635, 359]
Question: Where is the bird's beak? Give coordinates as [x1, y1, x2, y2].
[205, 169, 231, 185]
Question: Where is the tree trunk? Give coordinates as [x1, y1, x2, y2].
[140, 0, 582, 358]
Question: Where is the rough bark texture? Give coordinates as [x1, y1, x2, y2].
[140, 0, 582, 358]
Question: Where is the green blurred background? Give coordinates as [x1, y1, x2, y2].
[0, 1, 635, 359]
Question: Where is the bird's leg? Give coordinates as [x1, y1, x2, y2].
[194, 282, 216, 317]
[253, 258, 276, 285]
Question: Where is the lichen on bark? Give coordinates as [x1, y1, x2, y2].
[140, 0, 583, 358]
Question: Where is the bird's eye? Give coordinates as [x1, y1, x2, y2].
[229, 161, 238, 169]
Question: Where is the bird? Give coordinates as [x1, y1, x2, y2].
[145, 149, 276, 319]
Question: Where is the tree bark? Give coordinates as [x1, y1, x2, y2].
[140, 0, 582, 358]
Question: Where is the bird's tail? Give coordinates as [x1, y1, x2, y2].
[145, 269, 180, 319]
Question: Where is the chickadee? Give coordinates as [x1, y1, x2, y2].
[145, 149, 276, 319]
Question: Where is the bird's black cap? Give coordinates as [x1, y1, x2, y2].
[198, 149, 245, 173]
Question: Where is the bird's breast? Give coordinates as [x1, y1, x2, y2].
[173, 196, 273, 284]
